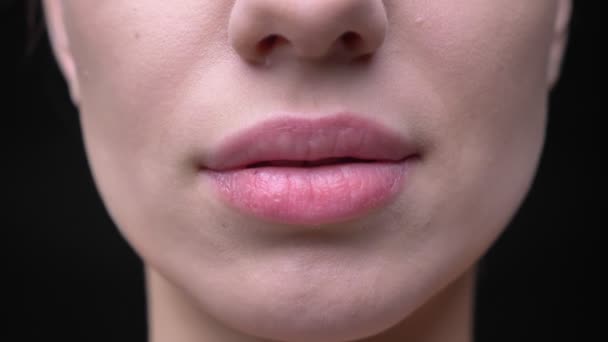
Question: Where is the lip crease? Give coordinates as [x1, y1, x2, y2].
[200, 113, 418, 226]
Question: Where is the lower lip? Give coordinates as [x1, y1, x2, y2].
[206, 160, 412, 226]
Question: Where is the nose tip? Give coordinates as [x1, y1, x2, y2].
[228, 0, 388, 64]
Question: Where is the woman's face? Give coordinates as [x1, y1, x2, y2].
[44, 0, 570, 340]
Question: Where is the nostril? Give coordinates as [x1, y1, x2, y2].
[256, 32, 366, 62]
[256, 34, 287, 55]
[340, 31, 363, 50]
[339, 31, 375, 63]
[229, 1, 388, 63]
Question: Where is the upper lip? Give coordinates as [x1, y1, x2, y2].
[202, 113, 418, 171]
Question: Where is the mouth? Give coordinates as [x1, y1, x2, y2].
[199, 113, 418, 226]
[245, 157, 382, 168]
[202, 112, 415, 171]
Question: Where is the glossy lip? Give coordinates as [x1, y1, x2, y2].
[199, 113, 419, 226]
[202, 113, 417, 171]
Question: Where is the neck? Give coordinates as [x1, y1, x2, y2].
[146, 267, 476, 342]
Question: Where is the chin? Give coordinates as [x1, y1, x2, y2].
[155, 243, 461, 342]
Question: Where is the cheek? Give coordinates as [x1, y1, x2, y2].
[382, 0, 557, 164]
[61, 0, 234, 215]
[62, 0, 233, 155]
[400, 1, 556, 251]
[58, 3, 217, 248]
[405, 0, 556, 164]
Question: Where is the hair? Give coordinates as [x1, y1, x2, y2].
[25, 0, 44, 56]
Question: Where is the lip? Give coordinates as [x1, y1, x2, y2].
[203, 113, 416, 170]
[200, 113, 418, 226]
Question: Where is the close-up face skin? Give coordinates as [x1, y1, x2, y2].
[42, 1, 571, 341]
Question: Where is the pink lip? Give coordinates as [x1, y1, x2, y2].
[200, 113, 418, 226]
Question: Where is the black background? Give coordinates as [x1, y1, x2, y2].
[5, 1, 601, 341]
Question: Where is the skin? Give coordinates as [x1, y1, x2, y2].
[43, 1, 571, 341]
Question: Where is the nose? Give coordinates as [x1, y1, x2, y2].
[228, 0, 388, 64]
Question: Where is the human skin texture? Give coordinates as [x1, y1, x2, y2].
[43, 1, 571, 341]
